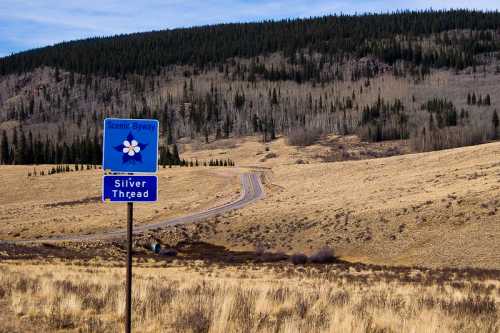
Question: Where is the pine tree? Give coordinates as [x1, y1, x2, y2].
[54, 66, 61, 82]
[165, 146, 172, 167]
[1, 130, 9, 164]
[493, 110, 499, 139]
[172, 144, 180, 165]
[485, 94, 491, 106]
[26, 131, 34, 164]
[15, 126, 26, 165]
[271, 88, 279, 105]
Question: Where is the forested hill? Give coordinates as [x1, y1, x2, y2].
[2, 10, 500, 76]
[1, 9, 500, 166]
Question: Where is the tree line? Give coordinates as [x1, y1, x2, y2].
[0, 126, 237, 167]
[2, 10, 500, 78]
[0, 127, 100, 165]
[467, 92, 492, 106]
[26, 157, 235, 177]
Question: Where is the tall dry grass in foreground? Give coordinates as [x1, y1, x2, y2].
[0, 261, 499, 332]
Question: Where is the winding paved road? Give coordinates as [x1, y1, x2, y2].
[3, 172, 264, 244]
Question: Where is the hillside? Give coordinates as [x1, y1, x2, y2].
[1, 10, 500, 166]
[2, 138, 499, 269]
[3, 10, 500, 76]
[0, 166, 240, 240]
[166, 139, 500, 269]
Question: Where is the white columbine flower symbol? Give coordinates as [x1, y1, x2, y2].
[122, 139, 141, 156]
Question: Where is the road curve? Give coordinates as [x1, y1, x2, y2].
[4, 172, 264, 244]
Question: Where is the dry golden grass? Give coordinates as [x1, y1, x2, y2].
[177, 141, 500, 269]
[1, 140, 500, 332]
[181, 134, 410, 168]
[0, 165, 240, 240]
[181, 135, 309, 168]
[2, 139, 500, 270]
[0, 260, 498, 333]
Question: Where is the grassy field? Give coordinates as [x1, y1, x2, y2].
[0, 259, 498, 333]
[1, 139, 500, 332]
[0, 165, 240, 240]
[1, 139, 500, 269]
[162, 140, 500, 269]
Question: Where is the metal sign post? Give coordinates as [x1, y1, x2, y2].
[102, 118, 159, 333]
[125, 202, 133, 333]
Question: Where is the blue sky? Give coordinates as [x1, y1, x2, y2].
[1, 0, 499, 57]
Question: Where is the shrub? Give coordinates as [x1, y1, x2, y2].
[265, 152, 277, 159]
[309, 247, 336, 263]
[254, 242, 266, 256]
[291, 253, 308, 265]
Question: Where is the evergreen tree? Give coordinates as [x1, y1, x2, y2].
[54, 66, 61, 82]
[493, 110, 499, 139]
[1, 130, 9, 164]
[485, 94, 491, 106]
[11, 127, 18, 163]
[15, 126, 27, 164]
[26, 131, 34, 164]
[271, 88, 279, 105]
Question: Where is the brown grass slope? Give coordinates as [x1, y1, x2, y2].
[175, 141, 500, 269]
[1, 138, 499, 269]
[0, 166, 240, 240]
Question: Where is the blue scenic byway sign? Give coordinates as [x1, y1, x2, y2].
[102, 175, 158, 202]
[103, 118, 159, 173]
